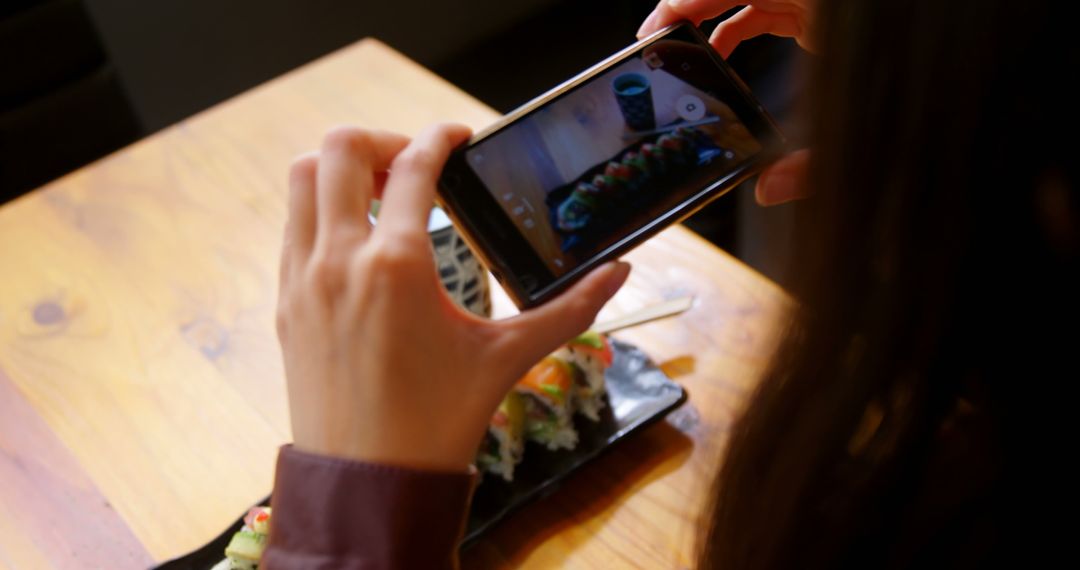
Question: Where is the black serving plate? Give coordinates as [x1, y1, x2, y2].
[155, 339, 686, 569]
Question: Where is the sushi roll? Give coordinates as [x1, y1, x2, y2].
[603, 161, 639, 191]
[556, 185, 599, 232]
[215, 506, 272, 570]
[657, 132, 687, 150]
[675, 128, 704, 161]
[621, 150, 654, 181]
[657, 133, 696, 166]
[515, 356, 578, 450]
[675, 126, 705, 143]
[591, 173, 625, 197]
[554, 330, 614, 421]
[640, 143, 670, 175]
[476, 391, 526, 481]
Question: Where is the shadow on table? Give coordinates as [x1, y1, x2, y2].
[461, 418, 694, 568]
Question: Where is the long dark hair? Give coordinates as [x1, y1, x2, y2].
[701, 0, 1077, 567]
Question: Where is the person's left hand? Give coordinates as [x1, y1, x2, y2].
[277, 124, 631, 472]
[638, 1, 814, 206]
[637, 0, 814, 58]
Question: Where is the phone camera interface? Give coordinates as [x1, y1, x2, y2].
[465, 38, 764, 277]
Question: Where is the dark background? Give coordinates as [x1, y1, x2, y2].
[1, 0, 804, 284]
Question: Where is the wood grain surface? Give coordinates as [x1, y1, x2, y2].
[0, 38, 790, 568]
[0, 367, 154, 568]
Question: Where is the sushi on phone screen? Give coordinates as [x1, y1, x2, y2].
[466, 48, 762, 276]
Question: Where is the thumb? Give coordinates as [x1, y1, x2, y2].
[756, 149, 811, 206]
[496, 261, 631, 373]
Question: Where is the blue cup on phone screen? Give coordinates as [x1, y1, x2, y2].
[612, 72, 656, 132]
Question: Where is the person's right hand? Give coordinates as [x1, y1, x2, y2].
[277, 124, 630, 473]
[638, 1, 814, 206]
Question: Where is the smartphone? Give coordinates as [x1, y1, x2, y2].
[437, 21, 786, 309]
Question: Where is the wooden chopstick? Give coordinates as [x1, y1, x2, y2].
[593, 295, 695, 334]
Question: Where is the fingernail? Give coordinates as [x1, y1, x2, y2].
[667, 0, 692, 9]
[754, 170, 773, 205]
[758, 170, 795, 206]
[637, 9, 661, 38]
[606, 261, 632, 296]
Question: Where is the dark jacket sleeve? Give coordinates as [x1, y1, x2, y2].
[263, 445, 476, 570]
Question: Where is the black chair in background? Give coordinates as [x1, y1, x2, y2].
[1, 0, 142, 203]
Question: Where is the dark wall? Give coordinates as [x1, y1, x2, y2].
[1, 0, 141, 200]
[6, 0, 803, 286]
[83, 0, 556, 132]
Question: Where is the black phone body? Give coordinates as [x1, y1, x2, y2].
[437, 22, 786, 309]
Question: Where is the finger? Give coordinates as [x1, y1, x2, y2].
[373, 171, 389, 200]
[639, 0, 739, 38]
[315, 128, 410, 244]
[376, 123, 471, 236]
[361, 175, 389, 224]
[709, 5, 803, 58]
[637, 1, 668, 38]
[285, 152, 319, 259]
[495, 261, 632, 376]
[755, 148, 810, 206]
[281, 152, 319, 295]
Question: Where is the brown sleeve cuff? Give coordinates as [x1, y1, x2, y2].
[263, 445, 476, 570]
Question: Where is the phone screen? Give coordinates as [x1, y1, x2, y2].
[462, 31, 770, 277]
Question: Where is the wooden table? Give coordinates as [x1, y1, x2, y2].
[0, 39, 790, 569]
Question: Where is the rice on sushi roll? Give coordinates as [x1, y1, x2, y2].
[476, 391, 526, 481]
[554, 330, 613, 421]
[515, 356, 578, 450]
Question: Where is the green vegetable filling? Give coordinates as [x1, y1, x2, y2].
[571, 330, 604, 349]
[541, 384, 563, 398]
